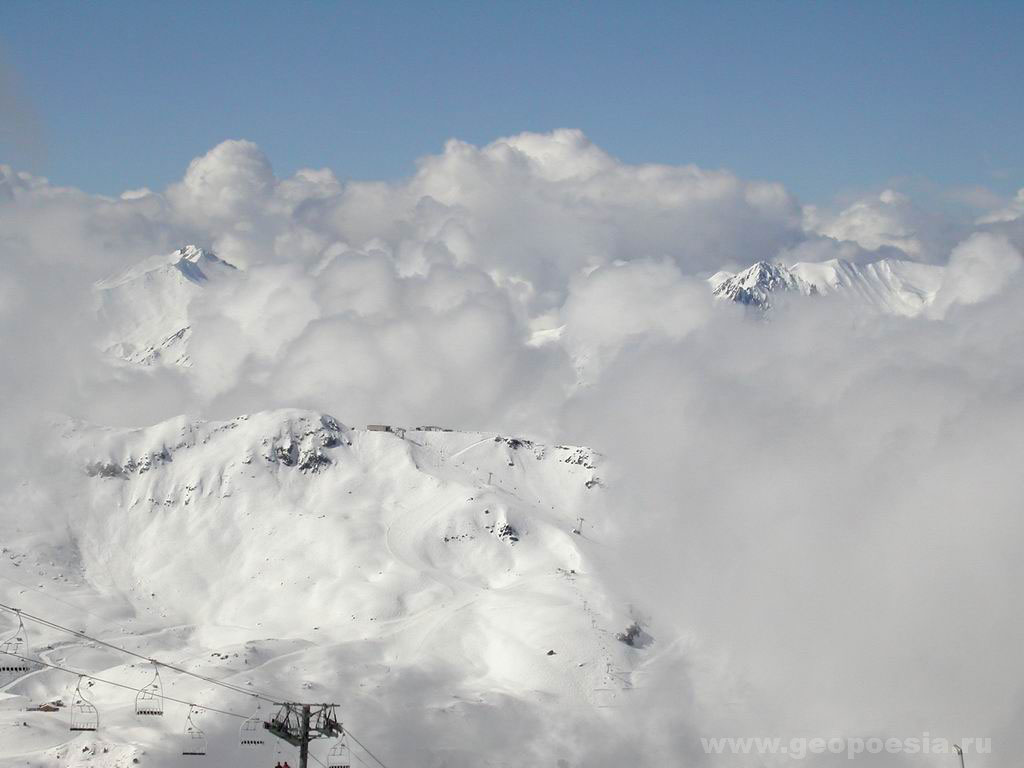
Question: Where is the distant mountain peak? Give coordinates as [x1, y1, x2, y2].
[171, 245, 236, 281]
[711, 260, 815, 309]
[94, 245, 241, 367]
[167, 245, 234, 284]
[710, 257, 943, 315]
[174, 244, 210, 263]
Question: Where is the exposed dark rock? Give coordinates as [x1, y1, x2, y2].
[496, 523, 520, 543]
[84, 461, 126, 479]
[616, 621, 653, 649]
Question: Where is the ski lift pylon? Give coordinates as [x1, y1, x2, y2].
[69, 676, 100, 732]
[182, 706, 207, 756]
[0, 609, 35, 676]
[135, 662, 164, 716]
[239, 701, 266, 746]
[327, 733, 351, 768]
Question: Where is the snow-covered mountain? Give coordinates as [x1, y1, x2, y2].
[94, 246, 238, 367]
[0, 410, 665, 767]
[710, 257, 944, 315]
[5, 244, 962, 767]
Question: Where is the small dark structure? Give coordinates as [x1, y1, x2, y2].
[367, 424, 406, 438]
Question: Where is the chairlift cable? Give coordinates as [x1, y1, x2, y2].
[345, 730, 394, 768]
[0, 647, 249, 719]
[2, 603, 397, 767]
[0, 602, 281, 704]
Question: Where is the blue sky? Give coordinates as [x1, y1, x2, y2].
[1, 0, 1021, 204]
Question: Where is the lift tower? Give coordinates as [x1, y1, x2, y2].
[264, 703, 344, 768]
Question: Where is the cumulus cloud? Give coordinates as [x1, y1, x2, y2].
[559, 273, 1024, 762]
[185, 251, 568, 428]
[2, 130, 1024, 765]
[168, 139, 275, 222]
[320, 129, 803, 301]
[805, 188, 959, 262]
[0, 130, 810, 431]
[561, 259, 713, 380]
[977, 187, 1024, 224]
[930, 232, 1022, 316]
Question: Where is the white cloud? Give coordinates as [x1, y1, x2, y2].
[2, 131, 1024, 765]
[978, 187, 1024, 224]
[561, 259, 713, 380]
[930, 232, 1022, 316]
[562, 273, 1024, 750]
[804, 188, 957, 261]
[167, 138, 275, 222]
[322, 129, 803, 302]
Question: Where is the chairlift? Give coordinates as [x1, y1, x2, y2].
[135, 663, 164, 716]
[327, 734, 352, 768]
[0, 610, 35, 676]
[239, 701, 266, 746]
[70, 676, 100, 732]
[182, 706, 207, 756]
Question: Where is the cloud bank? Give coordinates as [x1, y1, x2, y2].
[2, 131, 1024, 765]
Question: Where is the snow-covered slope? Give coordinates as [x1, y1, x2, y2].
[711, 257, 944, 315]
[0, 410, 658, 767]
[94, 246, 238, 367]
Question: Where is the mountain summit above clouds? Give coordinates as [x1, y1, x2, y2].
[94, 245, 238, 367]
[710, 257, 945, 315]
[90, 246, 951, 384]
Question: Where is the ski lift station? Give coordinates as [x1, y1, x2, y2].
[366, 424, 406, 438]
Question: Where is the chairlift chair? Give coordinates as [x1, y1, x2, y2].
[69, 677, 100, 732]
[182, 706, 208, 756]
[239, 702, 266, 747]
[327, 734, 352, 768]
[0, 610, 35, 676]
[135, 663, 164, 716]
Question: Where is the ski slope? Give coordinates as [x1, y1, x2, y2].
[0, 411, 654, 767]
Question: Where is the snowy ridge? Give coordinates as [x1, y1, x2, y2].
[94, 245, 238, 367]
[709, 260, 816, 309]
[0, 410, 654, 767]
[789, 258, 943, 315]
[711, 257, 944, 315]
